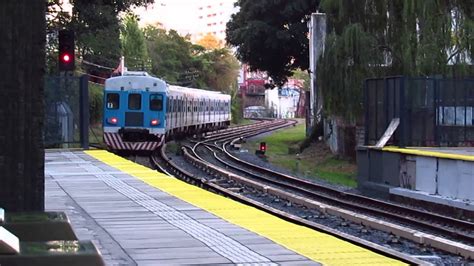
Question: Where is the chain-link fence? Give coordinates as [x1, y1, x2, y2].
[365, 76, 474, 147]
[44, 75, 89, 148]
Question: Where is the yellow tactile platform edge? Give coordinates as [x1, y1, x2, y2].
[382, 146, 474, 162]
[85, 150, 405, 266]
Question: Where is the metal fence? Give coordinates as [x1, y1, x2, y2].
[44, 75, 89, 148]
[365, 76, 474, 147]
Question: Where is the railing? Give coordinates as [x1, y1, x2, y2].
[365, 76, 474, 147]
[44, 75, 89, 149]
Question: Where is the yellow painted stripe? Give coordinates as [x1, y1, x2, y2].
[382, 146, 474, 161]
[85, 150, 406, 266]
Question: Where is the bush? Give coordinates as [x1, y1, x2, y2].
[89, 82, 104, 125]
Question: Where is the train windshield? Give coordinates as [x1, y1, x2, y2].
[128, 94, 141, 110]
[150, 94, 163, 111]
[106, 93, 119, 109]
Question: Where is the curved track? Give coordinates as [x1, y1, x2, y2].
[149, 120, 434, 264]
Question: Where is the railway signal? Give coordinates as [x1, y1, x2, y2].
[256, 141, 266, 156]
[259, 142, 266, 153]
[58, 30, 75, 71]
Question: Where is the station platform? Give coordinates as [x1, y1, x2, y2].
[357, 146, 474, 215]
[45, 150, 405, 265]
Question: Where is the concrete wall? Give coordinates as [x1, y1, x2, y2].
[358, 148, 474, 201]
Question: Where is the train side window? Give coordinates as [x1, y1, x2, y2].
[128, 94, 141, 110]
[106, 93, 119, 109]
[150, 94, 163, 111]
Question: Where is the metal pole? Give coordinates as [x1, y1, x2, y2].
[399, 76, 406, 147]
[364, 79, 369, 145]
[307, 13, 326, 136]
[79, 75, 89, 149]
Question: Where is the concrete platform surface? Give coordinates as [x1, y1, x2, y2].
[46, 150, 405, 265]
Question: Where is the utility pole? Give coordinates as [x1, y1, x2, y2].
[307, 12, 327, 136]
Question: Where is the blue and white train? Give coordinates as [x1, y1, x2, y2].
[103, 71, 231, 151]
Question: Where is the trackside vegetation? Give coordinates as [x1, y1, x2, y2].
[243, 122, 357, 187]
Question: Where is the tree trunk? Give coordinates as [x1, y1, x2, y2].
[0, 1, 46, 211]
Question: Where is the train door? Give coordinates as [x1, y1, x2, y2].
[126, 93, 143, 127]
[179, 97, 184, 129]
[191, 100, 195, 125]
[208, 99, 211, 122]
[173, 98, 177, 129]
[166, 97, 169, 130]
[184, 98, 187, 126]
[202, 100, 205, 123]
[177, 98, 180, 129]
[169, 97, 172, 129]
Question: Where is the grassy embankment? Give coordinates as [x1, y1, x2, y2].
[243, 122, 357, 187]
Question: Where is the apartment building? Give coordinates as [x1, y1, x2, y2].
[195, 0, 237, 42]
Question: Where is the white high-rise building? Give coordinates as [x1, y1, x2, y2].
[134, 0, 237, 44]
[195, 0, 237, 42]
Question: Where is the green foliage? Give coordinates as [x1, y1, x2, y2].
[46, 1, 72, 74]
[245, 123, 357, 187]
[144, 26, 240, 91]
[319, 0, 474, 122]
[71, 1, 122, 67]
[46, 1, 153, 74]
[292, 69, 310, 91]
[198, 49, 240, 92]
[231, 85, 243, 123]
[319, 24, 382, 121]
[144, 27, 198, 83]
[121, 13, 149, 68]
[313, 169, 356, 187]
[226, 0, 320, 85]
[88, 82, 104, 125]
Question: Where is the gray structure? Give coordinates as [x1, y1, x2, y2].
[307, 13, 326, 136]
[358, 76, 474, 209]
[0, 2, 46, 211]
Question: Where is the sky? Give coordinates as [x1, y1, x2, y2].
[61, 0, 201, 35]
[134, 0, 201, 35]
[61, 0, 237, 41]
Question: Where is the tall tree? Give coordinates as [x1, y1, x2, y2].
[226, 0, 320, 85]
[121, 13, 149, 69]
[198, 48, 240, 92]
[69, 0, 153, 69]
[196, 33, 223, 50]
[0, 1, 46, 211]
[71, 1, 122, 68]
[144, 26, 198, 83]
[319, 0, 473, 122]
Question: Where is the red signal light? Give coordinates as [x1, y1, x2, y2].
[151, 119, 159, 126]
[58, 30, 75, 71]
[62, 54, 71, 63]
[259, 142, 266, 152]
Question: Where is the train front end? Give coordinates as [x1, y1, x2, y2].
[103, 72, 167, 152]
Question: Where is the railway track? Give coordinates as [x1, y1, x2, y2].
[150, 119, 473, 261]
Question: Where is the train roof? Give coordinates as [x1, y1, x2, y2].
[168, 85, 230, 100]
[105, 72, 167, 92]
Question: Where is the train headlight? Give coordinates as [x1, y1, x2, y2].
[151, 119, 159, 126]
[108, 117, 118, 125]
